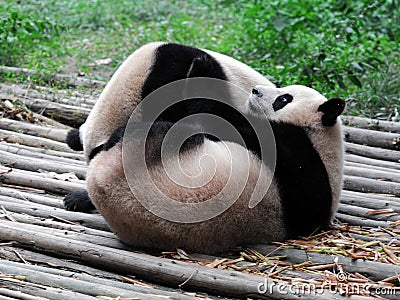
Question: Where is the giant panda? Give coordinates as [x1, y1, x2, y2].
[64, 42, 274, 212]
[83, 84, 345, 254]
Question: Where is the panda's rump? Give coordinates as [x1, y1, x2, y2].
[86, 137, 285, 252]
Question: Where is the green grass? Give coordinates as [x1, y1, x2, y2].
[0, 0, 399, 120]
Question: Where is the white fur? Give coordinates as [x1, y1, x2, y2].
[87, 139, 284, 253]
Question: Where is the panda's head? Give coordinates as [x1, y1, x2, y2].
[247, 85, 345, 127]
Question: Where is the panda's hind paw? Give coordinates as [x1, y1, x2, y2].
[63, 190, 95, 213]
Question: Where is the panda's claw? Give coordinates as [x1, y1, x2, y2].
[63, 190, 95, 213]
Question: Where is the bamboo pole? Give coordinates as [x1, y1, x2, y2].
[0, 167, 85, 194]
[343, 127, 400, 150]
[0, 246, 122, 281]
[0, 259, 197, 300]
[15, 97, 90, 127]
[1, 92, 73, 130]
[345, 161, 400, 174]
[339, 192, 400, 210]
[338, 203, 400, 223]
[0, 142, 84, 160]
[0, 260, 199, 300]
[2, 87, 90, 127]
[0, 166, 83, 181]
[30, 111, 73, 129]
[0, 150, 86, 179]
[344, 166, 400, 183]
[0, 288, 53, 300]
[0, 200, 109, 231]
[343, 175, 400, 197]
[0, 277, 104, 300]
[0, 186, 64, 208]
[35, 85, 98, 105]
[0, 221, 347, 300]
[341, 116, 400, 133]
[0, 143, 85, 165]
[0, 129, 73, 152]
[0, 282, 97, 300]
[346, 232, 395, 244]
[11, 220, 126, 250]
[0, 209, 116, 239]
[345, 154, 400, 171]
[335, 213, 393, 228]
[0, 84, 96, 110]
[345, 142, 400, 163]
[341, 190, 398, 201]
[0, 118, 68, 142]
[43, 97, 93, 109]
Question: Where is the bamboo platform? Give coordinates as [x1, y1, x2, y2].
[0, 82, 399, 300]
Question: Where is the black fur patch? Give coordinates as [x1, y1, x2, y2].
[87, 127, 125, 160]
[63, 190, 95, 212]
[103, 122, 206, 165]
[271, 122, 333, 238]
[141, 43, 229, 124]
[272, 94, 293, 112]
[141, 43, 227, 104]
[88, 144, 104, 161]
[103, 126, 126, 152]
[187, 54, 221, 78]
[140, 43, 262, 158]
[146, 122, 206, 164]
[66, 129, 83, 151]
[318, 98, 345, 126]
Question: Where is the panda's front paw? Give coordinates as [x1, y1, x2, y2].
[63, 190, 95, 213]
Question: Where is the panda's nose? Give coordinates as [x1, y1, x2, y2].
[252, 87, 263, 97]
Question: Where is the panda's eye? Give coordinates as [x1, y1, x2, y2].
[273, 93, 293, 112]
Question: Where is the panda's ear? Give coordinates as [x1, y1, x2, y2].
[318, 98, 345, 126]
[66, 129, 83, 151]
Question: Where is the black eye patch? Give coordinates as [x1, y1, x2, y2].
[272, 93, 293, 112]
